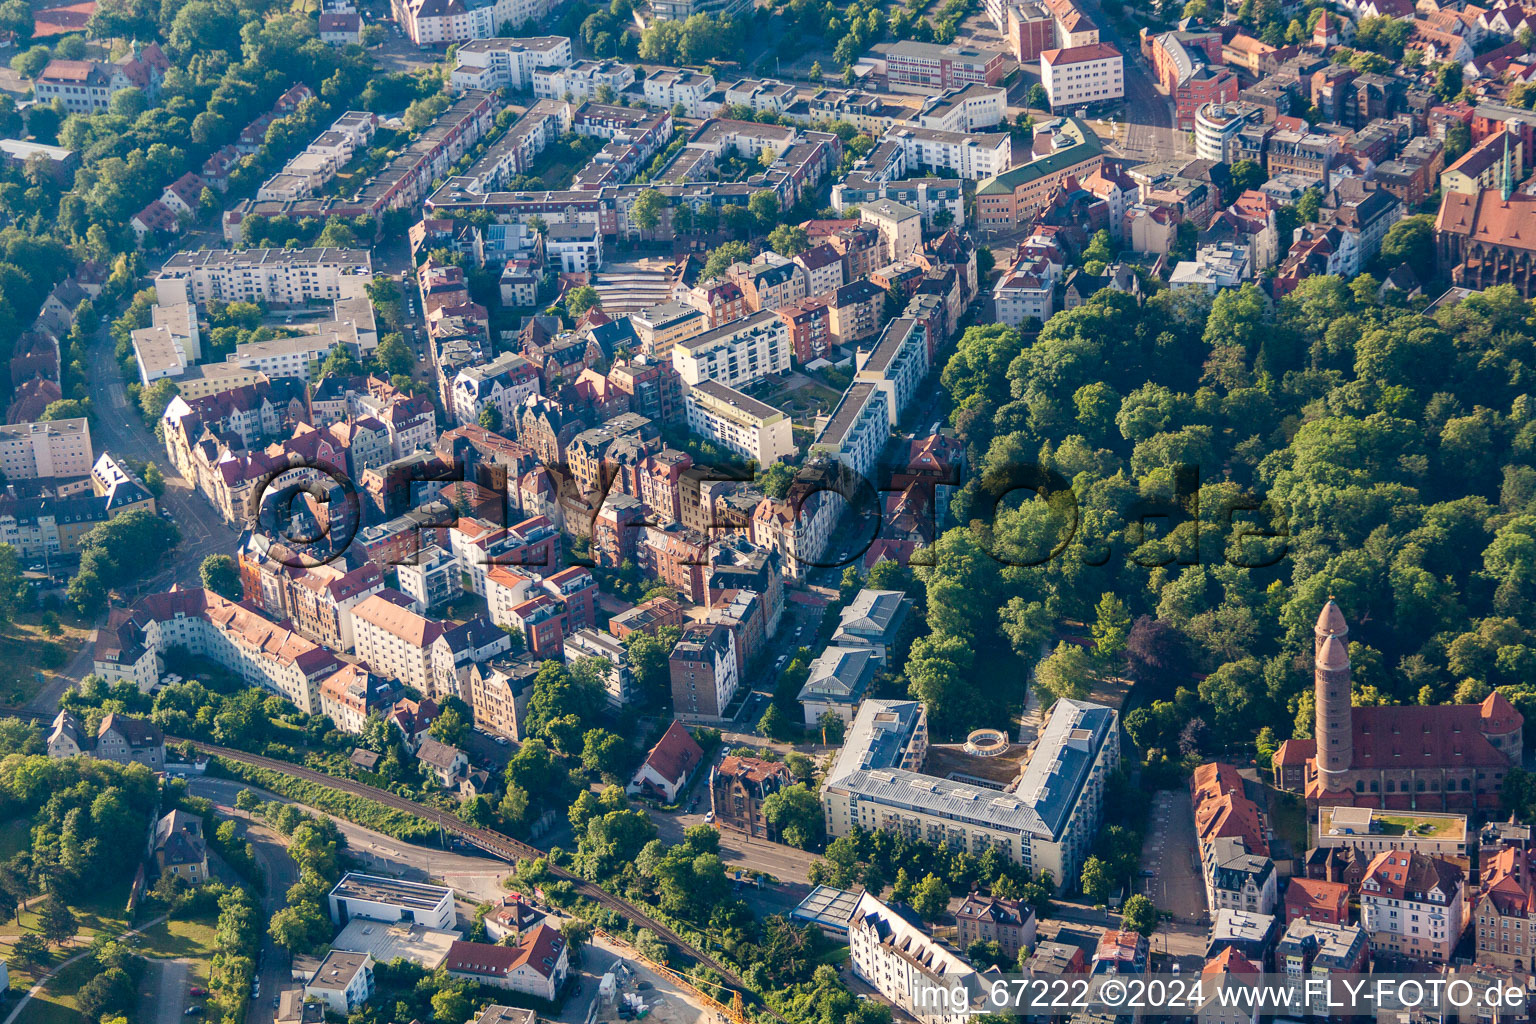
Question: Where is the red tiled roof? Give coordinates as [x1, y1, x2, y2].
[640, 721, 703, 787]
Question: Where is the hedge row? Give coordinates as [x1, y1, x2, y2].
[209, 757, 439, 842]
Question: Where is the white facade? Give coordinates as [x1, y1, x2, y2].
[882, 124, 1011, 181]
[328, 872, 456, 930]
[351, 594, 439, 692]
[670, 310, 792, 389]
[564, 628, 634, 707]
[449, 36, 573, 92]
[1040, 44, 1124, 109]
[854, 318, 929, 427]
[532, 60, 634, 102]
[644, 69, 716, 118]
[914, 83, 1008, 132]
[810, 382, 889, 484]
[305, 952, 374, 1016]
[393, 0, 559, 46]
[156, 248, 373, 305]
[684, 380, 796, 466]
[0, 419, 93, 481]
[848, 891, 980, 1024]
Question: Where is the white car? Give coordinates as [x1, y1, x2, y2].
[703, 812, 714, 823]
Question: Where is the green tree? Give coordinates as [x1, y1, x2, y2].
[748, 189, 779, 230]
[702, 240, 750, 279]
[8, 932, 47, 972]
[1378, 214, 1435, 281]
[1080, 855, 1113, 905]
[199, 554, 241, 601]
[911, 873, 950, 921]
[767, 224, 811, 257]
[1122, 894, 1158, 935]
[1091, 593, 1131, 662]
[566, 285, 601, 315]
[631, 188, 667, 234]
[372, 331, 413, 377]
[1228, 158, 1267, 194]
[581, 728, 627, 777]
[761, 783, 823, 849]
[38, 896, 77, 946]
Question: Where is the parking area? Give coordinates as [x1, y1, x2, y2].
[1138, 788, 1206, 928]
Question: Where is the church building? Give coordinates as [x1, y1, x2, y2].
[1273, 600, 1522, 810]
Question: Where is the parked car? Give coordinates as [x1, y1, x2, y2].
[703, 811, 714, 823]
[189, 988, 208, 998]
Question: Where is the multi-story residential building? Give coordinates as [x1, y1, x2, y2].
[92, 589, 343, 711]
[532, 59, 633, 102]
[684, 381, 795, 466]
[305, 952, 374, 1015]
[448, 36, 573, 92]
[466, 658, 538, 741]
[854, 318, 929, 427]
[395, 545, 462, 613]
[47, 711, 165, 770]
[669, 620, 738, 721]
[954, 893, 1038, 960]
[451, 352, 541, 427]
[1474, 846, 1536, 970]
[505, 592, 566, 658]
[632, 301, 708, 361]
[711, 755, 791, 839]
[643, 69, 716, 118]
[809, 382, 889, 484]
[1193, 101, 1265, 163]
[156, 248, 373, 306]
[563, 627, 634, 707]
[650, 0, 752, 17]
[1283, 877, 1350, 926]
[319, 664, 402, 735]
[823, 698, 1119, 882]
[879, 125, 1011, 182]
[848, 891, 983, 1024]
[729, 254, 810, 312]
[1040, 43, 1124, 109]
[828, 279, 886, 346]
[1204, 838, 1278, 916]
[1276, 918, 1369, 986]
[351, 591, 445, 696]
[860, 199, 924, 264]
[0, 419, 92, 480]
[793, 244, 846, 296]
[867, 40, 1008, 90]
[1441, 129, 1524, 195]
[1359, 850, 1466, 963]
[670, 311, 791, 388]
[392, 0, 559, 46]
[773, 297, 833, 365]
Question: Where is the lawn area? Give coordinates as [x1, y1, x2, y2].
[0, 609, 91, 708]
[766, 382, 842, 424]
[14, 875, 134, 940]
[1372, 813, 1465, 838]
[10, 951, 96, 1024]
[136, 915, 218, 962]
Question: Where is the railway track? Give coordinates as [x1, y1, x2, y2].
[6, 710, 785, 1020]
[181, 740, 771, 1012]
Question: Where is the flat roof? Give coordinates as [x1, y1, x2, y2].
[687, 379, 783, 423]
[332, 919, 460, 969]
[329, 872, 453, 911]
[791, 884, 863, 928]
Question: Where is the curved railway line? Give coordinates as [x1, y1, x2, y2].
[8, 709, 787, 1021]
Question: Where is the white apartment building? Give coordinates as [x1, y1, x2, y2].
[1359, 851, 1467, 964]
[848, 891, 982, 1024]
[882, 124, 1011, 181]
[913, 83, 1008, 132]
[484, 565, 536, 632]
[564, 628, 634, 707]
[822, 697, 1120, 883]
[305, 952, 374, 1016]
[156, 248, 373, 306]
[860, 199, 924, 263]
[810, 382, 889, 484]
[227, 332, 342, 381]
[0, 419, 93, 481]
[854, 319, 929, 427]
[722, 78, 797, 114]
[532, 60, 634, 102]
[351, 592, 444, 694]
[644, 68, 717, 118]
[449, 36, 573, 92]
[993, 248, 1061, 327]
[392, 0, 559, 46]
[684, 380, 795, 466]
[94, 589, 342, 712]
[1040, 43, 1124, 109]
[450, 352, 541, 427]
[670, 310, 791, 389]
